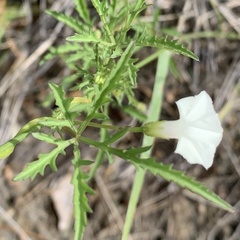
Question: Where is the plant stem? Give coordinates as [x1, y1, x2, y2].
[136, 49, 163, 69]
[122, 50, 171, 240]
[86, 127, 107, 182]
[76, 120, 143, 133]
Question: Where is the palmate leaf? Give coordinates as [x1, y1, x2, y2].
[0, 117, 48, 159]
[13, 139, 72, 181]
[72, 143, 94, 240]
[136, 35, 199, 61]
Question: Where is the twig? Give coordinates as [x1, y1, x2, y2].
[0, 204, 32, 240]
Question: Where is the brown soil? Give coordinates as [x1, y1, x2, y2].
[0, 1, 240, 240]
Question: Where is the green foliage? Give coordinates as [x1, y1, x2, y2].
[0, 1, 233, 239]
[14, 136, 73, 181]
[132, 159, 233, 212]
[73, 0, 91, 25]
[0, 118, 47, 159]
[136, 35, 199, 61]
[78, 136, 233, 212]
[72, 143, 94, 239]
[0, 5, 25, 42]
[49, 83, 74, 122]
[45, 10, 85, 33]
[67, 32, 114, 46]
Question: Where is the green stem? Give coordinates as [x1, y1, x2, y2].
[122, 50, 171, 240]
[77, 41, 135, 136]
[76, 120, 143, 133]
[136, 49, 163, 69]
[86, 127, 107, 182]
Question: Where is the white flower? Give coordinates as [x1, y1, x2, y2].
[143, 91, 223, 169]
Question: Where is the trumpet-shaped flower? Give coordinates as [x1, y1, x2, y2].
[143, 91, 223, 169]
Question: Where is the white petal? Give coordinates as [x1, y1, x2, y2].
[143, 91, 223, 169]
[176, 91, 214, 121]
[176, 96, 195, 118]
[175, 136, 216, 169]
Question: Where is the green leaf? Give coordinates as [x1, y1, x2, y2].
[66, 51, 93, 64]
[125, 146, 152, 155]
[50, 42, 82, 54]
[90, 0, 116, 44]
[79, 136, 233, 213]
[40, 43, 82, 65]
[131, 158, 234, 212]
[77, 41, 136, 134]
[13, 140, 72, 181]
[32, 133, 66, 144]
[121, 105, 147, 122]
[49, 83, 74, 122]
[128, 59, 138, 85]
[126, 0, 146, 27]
[72, 143, 94, 240]
[78, 159, 93, 166]
[41, 73, 84, 108]
[46, 10, 84, 33]
[79, 135, 152, 162]
[107, 41, 136, 86]
[136, 35, 199, 61]
[38, 118, 72, 129]
[110, 47, 123, 58]
[0, 117, 47, 159]
[103, 128, 129, 145]
[102, 142, 233, 212]
[0, 142, 16, 159]
[74, 0, 91, 25]
[91, 0, 108, 20]
[67, 32, 113, 46]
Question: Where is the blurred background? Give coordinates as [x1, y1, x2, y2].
[0, 0, 239, 239]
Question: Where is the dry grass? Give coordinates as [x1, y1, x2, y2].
[0, 1, 240, 240]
